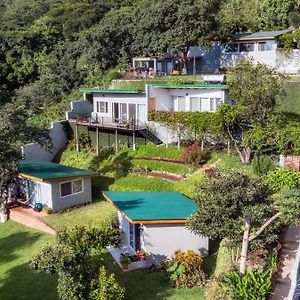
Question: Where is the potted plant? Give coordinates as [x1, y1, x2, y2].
[43, 207, 53, 215]
[34, 203, 43, 212]
[120, 254, 131, 270]
[0, 203, 8, 223]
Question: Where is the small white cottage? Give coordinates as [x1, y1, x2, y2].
[103, 191, 208, 265]
[18, 160, 97, 212]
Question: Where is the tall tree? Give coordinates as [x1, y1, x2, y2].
[217, 60, 286, 164]
[188, 171, 300, 275]
[0, 102, 50, 214]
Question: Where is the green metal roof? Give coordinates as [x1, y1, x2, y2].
[230, 29, 292, 41]
[79, 87, 143, 94]
[103, 191, 197, 223]
[19, 160, 97, 182]
[151, 83, 227, 89]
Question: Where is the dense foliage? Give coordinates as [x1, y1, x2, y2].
[0, 0, 299, 124]
[30, 225, 121, 300]
[167, 250, 205, 288]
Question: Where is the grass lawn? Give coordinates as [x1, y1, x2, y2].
[132, 159, 191, 175]
[0, 221, 57, 300]
[43, 199, 115, 231]
[128, 144, 183, 159]
[278, 81, 300, 116]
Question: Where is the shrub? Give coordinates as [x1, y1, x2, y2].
[79, 132, 92, 148]
[180, 143, 211, 167]
[223, 269, 272, 300]
[167, 250, 205, 288]
[251, 155, 275, 176]
[90, 266, 124, 300]
[265, 167, 300, 192]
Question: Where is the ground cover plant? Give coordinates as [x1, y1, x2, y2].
[43, 200, 115, 232]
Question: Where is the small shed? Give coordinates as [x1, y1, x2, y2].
[103, 191, 208, 263]
[18, 160, 97, 212]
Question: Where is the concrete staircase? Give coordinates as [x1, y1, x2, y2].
[271, 225, 300, 300]
[9, 206, 56, 235]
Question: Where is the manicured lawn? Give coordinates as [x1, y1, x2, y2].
[43, 199, 116, 231]
[0, 221, 57, 300]
[278, 81, 300, 116]
[128, 144, 184, 159]
[109, 174, 175, 192]
[212, 152, 254, 175]
[132, 159, 191, 175]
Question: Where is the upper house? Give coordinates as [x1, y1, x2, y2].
[220, 29, 300, 73]
[66, 82, 228, 147]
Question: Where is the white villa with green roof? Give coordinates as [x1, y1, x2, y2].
[103, 191, 208, 269]
[18, 160, 97, 212]
[67, 83, 228, 146]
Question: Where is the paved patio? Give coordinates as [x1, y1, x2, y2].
[9, 206, 56, 235]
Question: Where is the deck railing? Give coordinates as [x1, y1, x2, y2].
[74, 116, 147, 131]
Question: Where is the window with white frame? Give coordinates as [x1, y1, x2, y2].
[97, 101, 108, 113]
[190, 97, 201, 111]
[239, 42, 254, 52]
[258, 41, 273, 52]
[60, 179, 83, 197]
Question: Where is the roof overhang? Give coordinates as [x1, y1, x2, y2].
[151, 83, 227, 90]
[79, 87, 144, 94]
[19, 173, 98, 183]
[103, 192, 187, 225]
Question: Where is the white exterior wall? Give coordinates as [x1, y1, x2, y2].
[92, 93, 148, 124]
[148, 85, 226, 113]
[142, 224, 209, 259]
[220, 39, 300, 74]
[118, 214, 208, 262]
[22, 122, 67, 161]
[51, 177, 92, 212]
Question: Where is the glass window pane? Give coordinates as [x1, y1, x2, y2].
[240, 42, 254, 52]
[190, 97, 200, 111]
[121, 103, 127, 120]
[258, 42, 266, 51]
[178, 96, 185, 111]
[223, 43, 238, 53]
[61, 182, 72, 197]
[128, 104, 136, 120]
[73, 180, 83, 194]
[210, 98, 215, 111]
[99, 101, 108, 113]
[200, 98, 210, 111]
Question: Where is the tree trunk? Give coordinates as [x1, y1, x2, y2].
[177, 127, 180, 150]
[201, 139, 204, 151]
[239, 220, 250, 276]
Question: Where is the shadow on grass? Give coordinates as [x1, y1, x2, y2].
[0, 262, 58, 300]
[101, 251, 174, 300]
[0, 232, 42, 264]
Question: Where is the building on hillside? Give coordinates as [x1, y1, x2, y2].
[103, 191, 208, 269]
[66, 82, 229, 148]
[17, 160, 97, 212]
[220, 29, 300, 73]
[131, 45, 221, 76]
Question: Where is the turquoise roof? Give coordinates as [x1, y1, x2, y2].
[231, 29, 292, 41]
[19, 160, 97, 181]
[103, 191, 197, 223]
[152, 83, 227, 89]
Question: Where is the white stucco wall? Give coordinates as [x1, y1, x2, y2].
[148, 85, 226, 113]
[142, 224, 209, 259]
[51, 177, 92, 212]
[21, 122, 67, 161]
